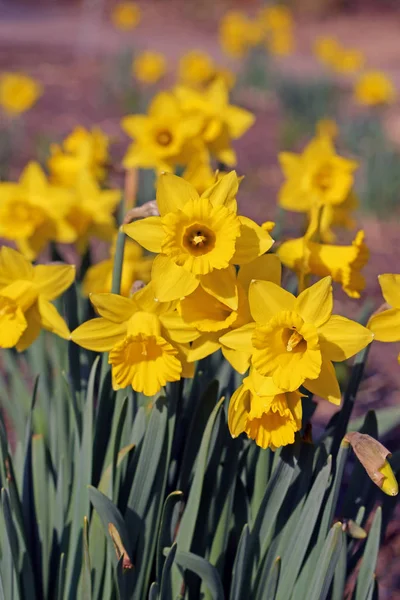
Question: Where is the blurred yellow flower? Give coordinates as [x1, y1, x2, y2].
[121, 91, 205, 171]
[277, 230, 369, 299]
[314, 36, 340, 68]
[0, 162, 75, 260]
[278, 134, 358, 212]
[111, 2, 141, 30]
[319, 191, 358, 243]
[0, 246, 74, 350]
[368, 274, 400, 342]
[123, 171, 273, 306]
[332, 48, 364, 74]
[221, 276, 373, 403]
[48, 126, 110, 187]
[228, 371, 302, 450]
[65, 171, 120, 254]
[267, 29, 295, 56]
[175, 78, 255, 165]
[219, 11, 261, 58]
[83, 238, 152, 297]
[0, 73, 42, 115]
[71, 285, 198, 395]
[354, 71, 396, 106]
[258, 5, 293, 32]
[179, 50, 215, 87]
[182, 154, 217, 194]
[316, 118, 338, 140]
[133, 51, 167, 84]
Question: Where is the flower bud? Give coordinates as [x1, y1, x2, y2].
[108, 523, 134, 572]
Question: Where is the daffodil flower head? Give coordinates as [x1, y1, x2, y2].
[354, 71, 396, 106]
[111, 2, 141, 30]
[0, 72, 43, 115]
[178, 51, 216, 87]
[219, 11, 260, 58]
[228, 371, 303, 450]
[368, 274, 400, 342]
[133, 52, 167, 84]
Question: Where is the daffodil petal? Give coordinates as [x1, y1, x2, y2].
[0, 246, 33, 284]
[202, 171, 238, 209]
[319, 315, 374, 361]
[1, 280, 37, 312]
[16, 303, 42, 352]
[221, 346, 250, 374]
[156, 172, 199, 216]
[225, 105, 255, 139]
[367, 308, 400, 342]
[151, 255, 199, 302]
[378, 274, 400, 309]
[71, 317, 126, 351]
[159, 311, 200, 343]
[249, 280, 295, 323]
[228, 386, 249, 438]
[90, 293, 137, 323]
[33, 264, 75, 300]
[123, 216, 164, 253]
[188, 334, 220, 362]
[219, 323, 255, 352]
[304, 359, 341, 405]
[38, 297, 70, 340]
[295, 276, 333, 327]
[233, 217, 274, 265]
[200, 266, 238, 311]
[238, 254, 282, 291]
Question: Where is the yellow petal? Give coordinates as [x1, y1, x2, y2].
[16, 303, 42, 352]
[123, 216, 164, 253]
[188, 334, 221, 362]
[127, 311, 161, 336]
[221, 346, 250, 374]
[228, 385, 250, 439]
[0, 296, 27, 348]
[238, 254, 282, 292]
[304, 359, 341, 405]
[156, 172, 199, 216]
[71, 317, 126, 351]
[200, 266, 238, 311]
[295, 276, 333, 327]
[367, 308, 400, 342]
[378, 274, 400, 309]
[249, 280, 295, 323]
[225, 105, 255, 139]
[202, 171, 238, 210]
[232, 217, 274, 265]
[90, 293, 137, 323]
[33, 264, 75, 300]
[38, 297, 70, 340]
[219, 323, 255, 352]
[0, 246, 33, 284]
[160, 311, 200, 343]
[1, 280, 37, 312]
[319, 315, 374, 361]
[151, 255, 199, 302]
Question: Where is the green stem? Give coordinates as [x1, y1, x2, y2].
[111, 228, 126, 294]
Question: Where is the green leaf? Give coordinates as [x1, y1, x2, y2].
[160, 543, 178, 600]
[1, 488, 23, 600]
[111, 229, 126, 294]
[174, 551, 224, 600]
[308, 522, 343, 600]
[355, 507, 382, 600]
[156, 492, 183, 585]
[82, 517, 92, 600]
[332, 533, 347, 600]
[255, 556, 280, 600]
[230, 525, 249, 600]
[148, 582, 159, 600]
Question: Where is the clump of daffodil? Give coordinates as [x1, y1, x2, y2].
[277, 230, 369, 299]
[175, 78, 255, 166]
[71, 283, 198, 395]
[278, 133, 358, 213]
[368, 274, 400, 350]
[229, 370, 303, 450]
[0, 246, 75, 350]
[259, 5, 295, 57]
[64, 171, 120, 254]
[354, 71, 396, 106]
[123, 171, 273, 308]
[0, 162, 76, 260]
[313, 37, 340, 69]
[48, 126, 110, 187]
[111, 1, 140, 30]
[220, 276, 373, 404]
[83, 237, 152, 297]
[133, 51, 167, 84]
[182, 254, 281, 374]
[0, 72, 43, 116]
[121, 91, 205, 172]
[313, 36, 364, 74]
[219, 11, 262, 58]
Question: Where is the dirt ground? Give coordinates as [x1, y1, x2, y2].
[1, 1, 400, 596]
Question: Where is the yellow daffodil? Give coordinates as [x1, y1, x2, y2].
[65, 171, 120, 254]
[228, 370, 302, 450]
[121, 91, 205, 172]
[277, 230, 369, 299]
[133, 51, 167, 84]
[267, 29, 294, 56]
[123, 171, 273, 309]
[368, 274, 400, 344]
[83, 237, 152, 297]
[278, 135, 358, 212]
[184, 254, 282, 374]
[220, 276, 373, 404]
[354, 71, 396, 106]
[316, 118, 338, 140]
[182, 154, 217, 194]
[314, 36, 340, 68]
[0, 73, 42, 115]
[175, 79, 255, 165]
[71, 284, 198, 395]
[178, 51, 215, 87]
[258, 5, 293, 32]
[332, 48, 364, 74]
[219, 11, 261, 58]
[319, 191, 358, 243]
[111, 2, 140, 30]
[0, 246, 74, 350]
[0, 162, 76, 260]
[48, 126, 110, 187]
